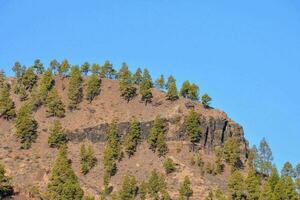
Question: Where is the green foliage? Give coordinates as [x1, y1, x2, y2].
[46, 146, 84, 200]
[179, 176, 193, 200]
[148, 116, 168, 156]
[132, 67, 143, 85]
[48, 120, 68, 148]
[22, 67, 37, 91]
[91, 63, 101, 75]
[124, 119, 141, 157]
[81, 62, 90, 75]
[223, 137, 241, 171]
[180, 81, 199, 101]
[58, 59, 70, 77]
[201, 93, 212, 108]
[255, 138, 273, 176]
[68, 66, 83, 110]
[155, 74, 165, 91]
[118, 63, 137, 102]
[32, 59, 44, 74]
[215, 147, 225, 174]
[0, 164, 14, 199]
[228, 171, 246, 200]
[281, 162, 296, 178]
[186, 109, 201, 149]
[139, 68, 153, 104]
[166, 75, 178, 101]
[163, 158, 175, 174]
[118, 175, 139, 200]
[100, 60, 116, 79]
[205, 189, 227, 200]
[80, 143, 97, 175]
[15, 104, 38, 149]
[147, 170, 168, 200]
[139, 181, 147, 200]
[45, 88, 66, 118]
[245, 169, 260, 200]
[0, 83, 16, 120]
[86, 74, 101, 102]
[12, 61, 24, 78]
[50, 59, 60, 74]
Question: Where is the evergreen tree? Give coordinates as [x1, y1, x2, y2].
[91, 63, 101, 75]
[45, 88, 66, 118]
[179, 176, 193, 200]
[80, 143, 97, 175]
[148, 116, 165, 153]
[48, 120, 68, 148]
[15, 104, 38, 149]
[118, 175, 139, 200]
[259, 167, 279, 200]
[22, 67, 37, 91]
[50, 59, 60, 74]
[0, 83, 16, 120]
[215, 147, 225, 174]
[166, 75, 178, 101]
[12, 61, 23, 78]
[0, 164, 14, 199]
[180, 80, 190, 98]
[139, 68, 153, 104]
[32, 59, 44, 74]
[81, 62, 90, 76]
[147, 170, 168, 200]
[228, 171, 246, 200]
[282, 176, 298, 200]
[118, 63, 137, 102]
[0, 70, 5, 87]
[202, 93, 212, 108]
[86, 74, 101, 102]
[256, 138, 273, 176]
[223, 137, 241, 171]
[132, 68, 143, 85]
[281, 162, 296, 178]
[38, 68, 54, 102]
[163, 158, 175, 174]
[157, 132, 168, 157]
[58, 59, 70, 77]
[189, 83, 199, 101]
[68, 66, 83, 110]
[245, 169, 260, 200]
[46, 147, 84, 200]
[155, 74, 165, 91]
[100, 60, 116, 79]
[186, 109, 201, 150]
[124, 119, 141, 157]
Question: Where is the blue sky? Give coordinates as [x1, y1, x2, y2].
[0, 0, 299, 169]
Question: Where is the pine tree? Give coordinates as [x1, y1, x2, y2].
[259, 167, 279, 200]
[281, 162, 296, 178]
[132, 68, 143, 85]
[0, 164, 14, 199]
[179, 176, 193, 200]
[46, 146, 84, 200]
[12, 61, 23, 78]
[80, 143, 97, 175]
[139, 68, 153, 104]
[157, 132, 168, 157]
[100, 60, 116, 79]
[91, 63, 101, 75]
[180, 81, 191, 98]
[45, 88, 66, 118]
[124, 119, 141, 157]
[81, 62, 90, 76]
[155, 74, 165, 91]
[245, 169, 260, 200]
[166, 75, 178, 101]
[48, 120, 68, 148]
[15, 104, 38, 149]
[186, 109, 201, 150]
[148, 116, 165, 153]
[37, 68, 54, 103]
[32, 59, 44, 74]
[0, 83, 16, 120]
[0, 70, 6, 87]
[228, 171, 246, 200]
[296, 164, 300, 178]
[86, 74, 101, 102]
[256, 138, 273, 176]
[163, 158, 175, 174]
[68, 66, 83, 110]
[282, 176, 298, 200]
[118, 175, 139, 200]
[50, 59, 60, 74]
[147, 170, 168, 200]
[188, 83, 199, 101]
[223, 137, 241, 171]
[22, 67, 37, 91]
[58, 59, 70, 77]
[202, 93, 212, 108]
[118, 63, 137, 102]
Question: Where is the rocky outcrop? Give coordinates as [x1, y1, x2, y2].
[67, 114, 248, 156]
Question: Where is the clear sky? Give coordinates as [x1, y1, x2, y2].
[0, 0, 299, 169]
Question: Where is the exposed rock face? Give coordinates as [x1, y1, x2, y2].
[67, 113, 248, 157]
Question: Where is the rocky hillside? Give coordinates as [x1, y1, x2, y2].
[0, 75, 249, 199]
